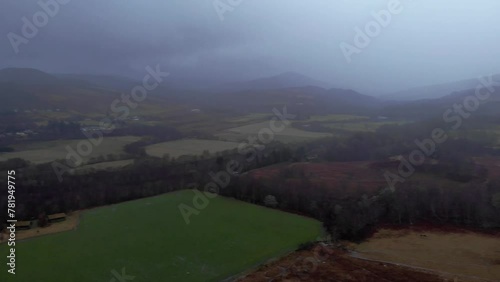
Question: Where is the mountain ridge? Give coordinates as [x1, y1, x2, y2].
[383, 74, 500, 101]
[213, 71, 333, 92]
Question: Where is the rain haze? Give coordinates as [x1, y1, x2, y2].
[2, 2, 500, 282]
[1, 0, 500, 94]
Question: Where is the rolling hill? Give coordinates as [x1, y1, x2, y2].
[380, 86, 500, 119]
[0, 68, 177, 114]
[0, 68, 60, 85]
[0, 68, 119, 113]
[202, 86, 384, 116]
[383, 74, 500, 101]
[0, 68, 385, 120]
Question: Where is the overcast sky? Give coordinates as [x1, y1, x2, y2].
[1, 0, 499, 94]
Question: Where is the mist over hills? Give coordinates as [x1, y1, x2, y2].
[213, 72, 333, 93]
[0, 68, 60, 85]
[0, 68, 366, 114]
[56, 73, 140, 91]
[383, 74, 500, 101]
[3, 2, 500, 281]
[202, 85, 383, 116]
[381, 86, 500, 119]
[3, 67, 500, 120]
[0, 68, 124, 112]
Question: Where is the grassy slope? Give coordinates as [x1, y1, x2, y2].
[0, 190, 322, 282]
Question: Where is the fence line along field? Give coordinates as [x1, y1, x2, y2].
[145, 139, 241, 158]
[0, 136, 140, 164]
[0, 190, 323, 282]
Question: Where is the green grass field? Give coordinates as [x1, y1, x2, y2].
[145, 139, 241, 158]
[216, 121, 332, 143]
[0, 136, 140, 164]
[0, 190, 322, 282]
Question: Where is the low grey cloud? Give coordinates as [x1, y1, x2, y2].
[1, 0, 500, 94]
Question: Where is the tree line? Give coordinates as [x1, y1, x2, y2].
[1, 119, 500, 240]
